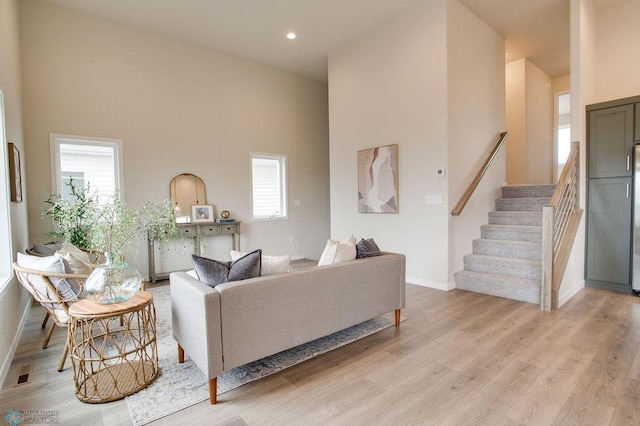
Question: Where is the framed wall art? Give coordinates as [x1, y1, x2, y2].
[8, 142, 22, 203]
[357, 144, 398, 213]
[191, 204, 214, 223]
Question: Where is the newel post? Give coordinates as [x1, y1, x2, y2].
[541, 206, 554, 312]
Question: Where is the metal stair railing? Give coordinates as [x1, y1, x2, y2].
[541, 141, 583, 311]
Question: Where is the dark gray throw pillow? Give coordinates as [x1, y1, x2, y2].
[356, 238, 381, 259]
[192, 249, 262, 288]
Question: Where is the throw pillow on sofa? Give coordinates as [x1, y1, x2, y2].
[317, 235, 357, 266]
[356, 238, 381, 259]
[192, 249, 262, 288]
[230, 250, 291, 275]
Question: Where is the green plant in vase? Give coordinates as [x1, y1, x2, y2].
[83, 193, 180, 303]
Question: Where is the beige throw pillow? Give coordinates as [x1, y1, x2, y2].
[317, 235, 357, 266]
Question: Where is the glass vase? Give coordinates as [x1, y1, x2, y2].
[83, 253, 142, 304]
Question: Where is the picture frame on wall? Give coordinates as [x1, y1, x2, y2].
[8, 142, 23, 203]
[357, 144, 398, 213]
[191, 204, 214, 223]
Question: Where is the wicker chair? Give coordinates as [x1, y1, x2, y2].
[12, 262, 89, 372]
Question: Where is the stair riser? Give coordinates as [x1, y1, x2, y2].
[454, 272, 540, 304]
[473, 240, 541, 260]
[481, 227, 542, 242]
[495, 198, 550, 211]
[463, 257, 541, 281]
[488, 212, 542, 226]
[502, 185, 556, 198]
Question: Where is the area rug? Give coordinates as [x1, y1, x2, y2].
[125, 285, 398, 425]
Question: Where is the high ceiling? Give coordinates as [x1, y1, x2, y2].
[39, 0, 628, 82]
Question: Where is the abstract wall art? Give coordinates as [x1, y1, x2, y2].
[357, 144, 398, 213]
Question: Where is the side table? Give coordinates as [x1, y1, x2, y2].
[67, 291, 158, 403]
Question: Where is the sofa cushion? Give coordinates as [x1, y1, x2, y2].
[317, 235, 356, 266]
[230, 250, 290, 276]
[356, 238, 381, 259]
[192, 249, 262, 288]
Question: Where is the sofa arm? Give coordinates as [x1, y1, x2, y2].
[170, 272, 224, 381]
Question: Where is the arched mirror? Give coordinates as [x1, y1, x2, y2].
[170, 173, 206, 222]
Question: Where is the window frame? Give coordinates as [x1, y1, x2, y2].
[49, 133, 125, 199]
[250, 152, 288, 221]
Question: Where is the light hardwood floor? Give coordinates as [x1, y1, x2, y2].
[2, 282, 640, 425]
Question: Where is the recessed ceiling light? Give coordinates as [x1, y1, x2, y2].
[286, 32, 296, 40]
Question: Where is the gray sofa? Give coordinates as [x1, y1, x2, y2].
[170, 252, 406, 404]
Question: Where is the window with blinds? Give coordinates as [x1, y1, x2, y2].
[251, 153, 287, 220]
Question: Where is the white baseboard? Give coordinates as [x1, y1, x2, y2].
[558, 280, 585, 308]
[406, 276, 452, 291]
[290, 254, 305, 261]
[0, 295, 32, 389]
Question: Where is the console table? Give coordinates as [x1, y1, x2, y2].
[147, 222, 240, 282]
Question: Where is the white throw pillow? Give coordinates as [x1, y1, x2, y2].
[317, 235, 357, 266]
[230, 250, 291, 275]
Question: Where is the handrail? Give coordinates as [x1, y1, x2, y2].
[451, 132, 508, 216]
[541, 141, 582, 311]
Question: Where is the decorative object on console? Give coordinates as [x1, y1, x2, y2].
[317, 235, 357, 266]
[191, 249, 262, 287]
[8, 142, 23, 202]
[220, 210, 231, 219]
[170, 173, 206, 223]
[356, 238, 381, 259]
[230, 250, 290, 275]
[191, 204, 214, 223]
[357, 144, 398, 213]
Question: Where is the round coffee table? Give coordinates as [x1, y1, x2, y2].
[67, 290, 158, 403]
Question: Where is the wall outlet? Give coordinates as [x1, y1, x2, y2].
[436, 168, 446, 178]
[294, 199, 301, 207]
[426, 195, 442, 205]
[289, 236, 294, 244]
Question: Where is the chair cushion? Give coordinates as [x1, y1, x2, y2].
[16, 253, 83, 301]
[192, 249, 262, 288]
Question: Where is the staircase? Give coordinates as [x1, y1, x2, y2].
[454, 184, 556, 305]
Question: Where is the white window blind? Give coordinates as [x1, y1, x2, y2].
[251, 154, 287, 220]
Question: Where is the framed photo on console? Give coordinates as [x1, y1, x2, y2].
[191, 204, 214, 223]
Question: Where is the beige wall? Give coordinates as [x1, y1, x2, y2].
[505, 58, 553, 184]
[19, 0, 330, 275]
[0, 0, 32, 386]
[594, 0, 640, 102]
[447, 0, 506, 285]
[506, 60, 527, 183]
[328, 0, 504, 289]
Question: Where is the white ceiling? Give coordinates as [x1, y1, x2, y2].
[40, 0, 628, 82]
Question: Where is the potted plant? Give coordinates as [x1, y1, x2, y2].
[43, 178, 94, 250]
